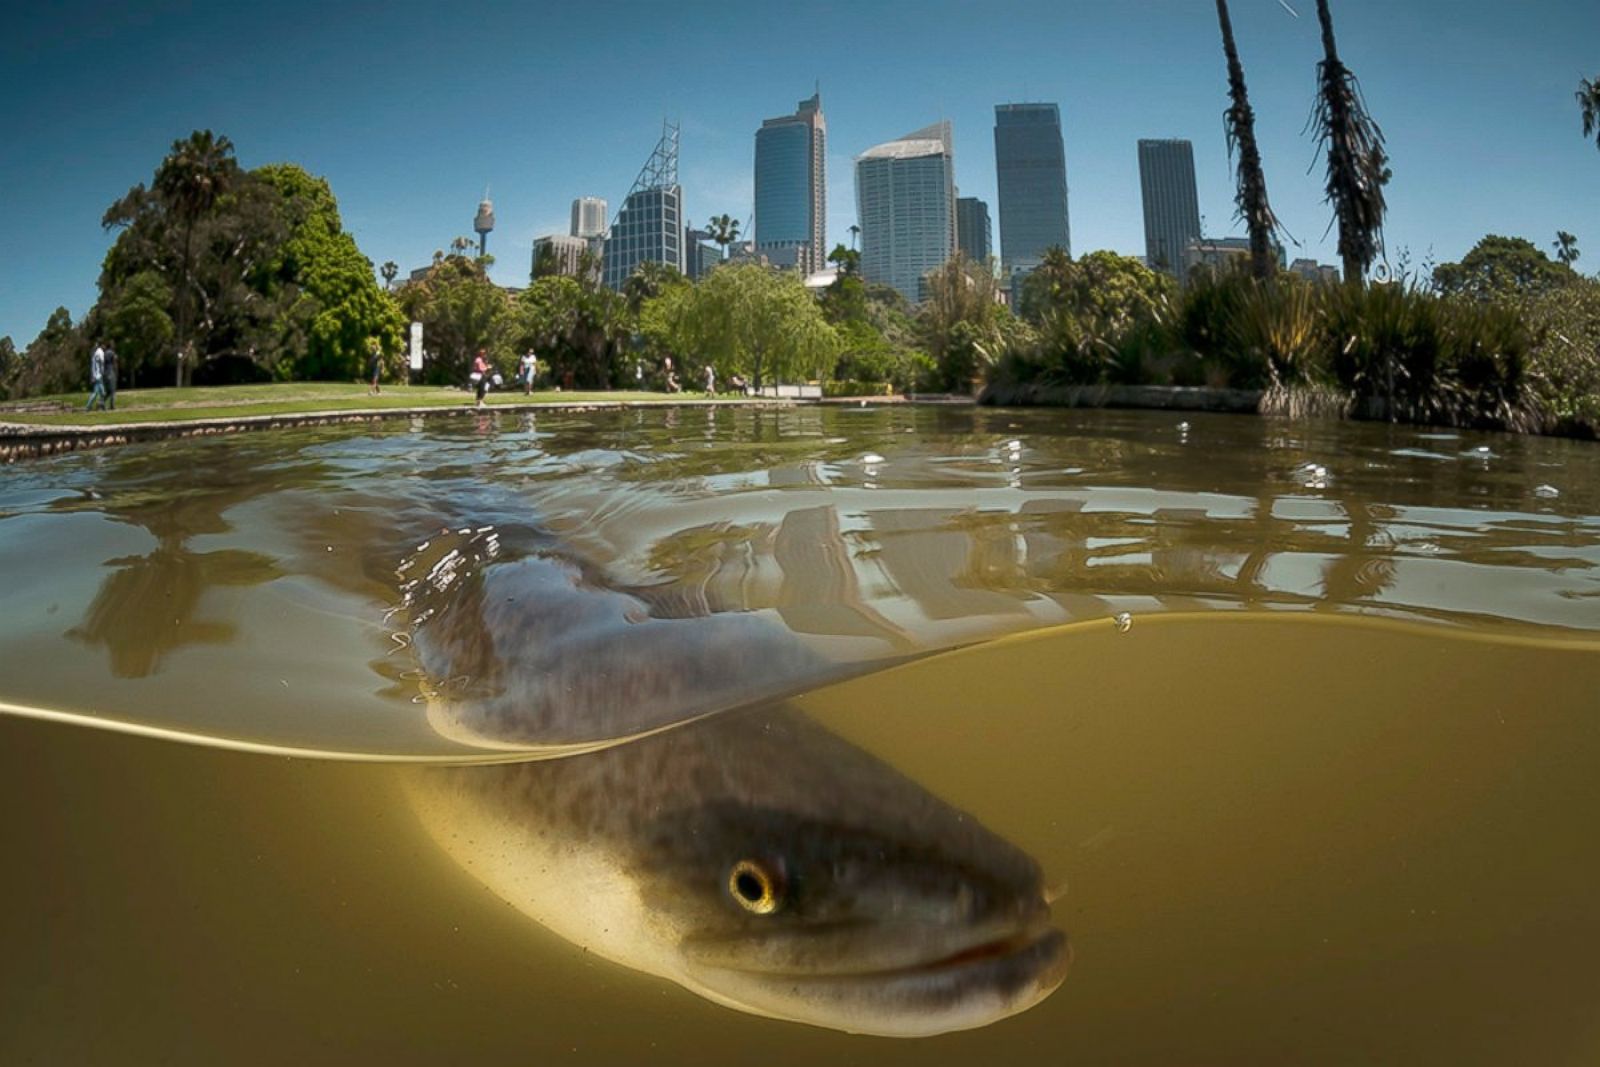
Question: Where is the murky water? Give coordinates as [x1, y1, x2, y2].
[2, 406, 1598, 1063]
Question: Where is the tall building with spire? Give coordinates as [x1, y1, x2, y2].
[855, 121, 955, 303]
[754, 92, 827, 274]
[1138, 138, 1202, 277]
[602, 123, 684, 291]
[993, 103, 1070, 274]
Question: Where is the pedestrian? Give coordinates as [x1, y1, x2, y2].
[103, 343, 119, 409]
[704, 363, 716, 397]
[86, 341, 108, 411]
[367, 339, 383, 395]
[471, 349, 492, 408]
[519, 349, 538, 395]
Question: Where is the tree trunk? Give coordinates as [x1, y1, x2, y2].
[176, 220, 194, 387]
[1315, 0, 1386, 286]
[1318, 0, 1359, 284]
[1216, 0, 1277, 282]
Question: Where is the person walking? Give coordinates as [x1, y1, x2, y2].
[471, 349, 492, 408]
[367, 339, 383, 395]
[703, 363, 716, 397]
[103, 343, 119, 409]
[519, 349, 538, 395]
[86, 342, 108, 411]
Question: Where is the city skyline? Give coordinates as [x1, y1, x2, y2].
[2, 1, 1597, 341]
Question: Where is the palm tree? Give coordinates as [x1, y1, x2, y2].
[705, 214, 741, 260]
[1311, 0, 1389, 285]
[1215, 0, 1280, 282]
[1580, 76, 1600, 151]
[1554, 231, 1581, 268]
[153, 130, 237, 385]
[381, 261, 399, 290]
[848, 224, 861, 251]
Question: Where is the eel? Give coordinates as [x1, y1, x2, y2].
[402, 531, 1069, 1036]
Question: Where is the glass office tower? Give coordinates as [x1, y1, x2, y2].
[855, 121, 955, 303]
[993, 103, 1070, 273]
[602, 123, 685, 291]
[755, 93, 827, 274]
[1138, 139, 1202, 277]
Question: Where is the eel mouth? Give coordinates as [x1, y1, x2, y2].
[683, 920, 1071, 1037]
[908, 925, 1068, 979]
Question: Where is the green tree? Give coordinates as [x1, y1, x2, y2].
[0, 335, 16, 400]
[100, 133, 291, 385]
[381, 261, 399, 290]
[1216, 0, 1280, 282]
[1016, 250, 1177, 385]
[1523, 275, 1600, 432]
[1310, 0, 1389, 285]
[99, 271, 174, 387]
[704, 214, 742, 260]
[395, 255, 514, 384]
[1579, 76, 1600, 151]
[621, 260, 687, 318]
[1433, 235, 1576, 299]
[1015, 247, 1076, 324]
[13, 307, 88, 398]
[920, 256, 1003, 392]
[531, 242, 560, 281]
[152, 130, 240, 385]
[1553, 231, 1581, 268]
[255, 163, 403, 380]
[641, 262, 838, 390]
[819, 271, 870, 326]
[827, 243, 861, 277]
[513, 264, 627, 389]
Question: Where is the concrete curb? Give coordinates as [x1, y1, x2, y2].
[0, 398, 804, 463]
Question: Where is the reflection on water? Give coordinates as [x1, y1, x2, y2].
[2, 407, 1600, 1060]
[53, 458, 283, 678]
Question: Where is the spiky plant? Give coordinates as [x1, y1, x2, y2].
[1579, 76, 1600, 151]
[1310, 0, 1389, 285]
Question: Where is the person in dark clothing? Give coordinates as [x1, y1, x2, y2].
[103, 344, 119, 409]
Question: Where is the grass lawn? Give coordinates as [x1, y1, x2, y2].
[0, 382, 733, 427]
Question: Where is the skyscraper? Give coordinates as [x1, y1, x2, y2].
[956, 196, 992, 265]
[682, 224, 721, 281]
[602, 123, 684, 291]
[1138, 139, 1202, 277]
[570, 197, 608, 239]
[531, 234, 591, 279]
[855, 121, 955, 303]
[755, 92, 827, 274]
[993, 103, 1070, 273]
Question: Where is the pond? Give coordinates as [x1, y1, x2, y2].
[2, 405, 1598, 1063]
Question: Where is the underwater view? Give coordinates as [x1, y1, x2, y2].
[2, 404, 1599, 1064]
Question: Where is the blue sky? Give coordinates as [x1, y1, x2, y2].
[1, 0, 1596, 345]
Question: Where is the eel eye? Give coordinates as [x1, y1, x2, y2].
[728, 859, 783, 915]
